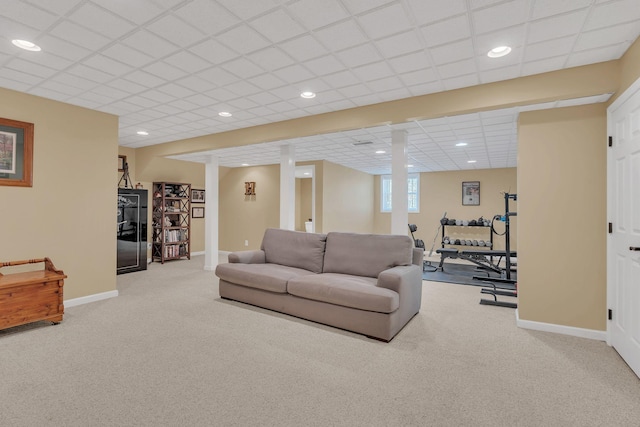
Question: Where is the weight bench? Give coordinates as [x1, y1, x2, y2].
[435, 248, 516, 277]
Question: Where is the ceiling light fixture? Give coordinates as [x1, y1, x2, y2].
[241, 163, 249, 166]
[487, 46, 511, 58]
[12, 39, 41, 51]
[467, 160, 477, 163]
[219, 111, 232, 117]
[456, 142, 468, 147]
[300, 91, 316, 99]
[375, 150, 386, 154]
[137, 130, 149, 136]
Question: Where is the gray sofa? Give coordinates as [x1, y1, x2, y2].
[215, 228, 423, 341]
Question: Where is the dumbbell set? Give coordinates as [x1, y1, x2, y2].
[442, 236, 493, 247]
[440, 216, 492, 227]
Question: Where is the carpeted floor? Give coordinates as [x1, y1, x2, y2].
[0, 255, 638, 426]
[423, 261, 517, 286]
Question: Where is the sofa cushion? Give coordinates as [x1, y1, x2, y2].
[322, 232, 413, 278]
[215, 263, 315, 294]
[261, 228, 327, 273]
[287, 273, 399, 313]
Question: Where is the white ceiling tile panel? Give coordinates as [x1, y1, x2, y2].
[406, 0, 466, 26]
[247, 73, 286, 90]
[49, 20, 111, 50]
[90, 0, 166, 25]
[288, 0, 350, 30]
[471, 0, 529, 34]
[272, 64, 315, 83]
[124, 70, 166, 88]
[314, 20, 368, 51]
[421, 15, 471, 48]
[352, 61, 394, 82]
[102, 43, 155, 68]
[249, 9, 306, 44]
[173, 0, 240, 35]
[146, 15, 206, 47]
[69, 3, 136, 39]
[247, 48, 295, 71]
[216, 25, 271, 54]
[430, 39, 475, 65]
[375, 31, 423, 58]
[36, 34, 92, 62]
[521, 56, 568, 76]
[189, 39, 239, 64]
[2, 1, 59, 28]
[196, 67, 239, 86]
[216, 0, 280, 21]
[527, 11, 588, 45]
[437, 59, 477, 79]
[584, 0, 640, 31]
[523, 36, 576, 62]
[278, 35, 329, 61]
[221, 57, 265, 79]
[6, 58, 58, 79]
[357, 3, 412, 39]
[304, 55, 346, 76]
[566, 44, 627, 68]
[575, 22, 640, 52]
[121, 30, 179, 58]
[322, 70, 361, 89]
[341, 0, 397, 15]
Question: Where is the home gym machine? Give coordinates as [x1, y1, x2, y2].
[478, 192, 517, 308]
[409, 212, 447, 273]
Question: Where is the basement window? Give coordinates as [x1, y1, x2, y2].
[381, 173, 419, 213]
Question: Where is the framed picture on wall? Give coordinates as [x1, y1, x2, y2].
[191, 189, 205, 203]
[118, 155, 126, 172]
[462, 181, 480, 206]
[0, 117, 34, 187]
[192, 206, 205, 218]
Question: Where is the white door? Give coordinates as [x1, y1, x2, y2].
[608, 77, 640, 379]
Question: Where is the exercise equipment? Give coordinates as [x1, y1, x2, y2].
[478, 192, 518, 308]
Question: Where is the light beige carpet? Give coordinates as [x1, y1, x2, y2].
[0, 255, 638, 427]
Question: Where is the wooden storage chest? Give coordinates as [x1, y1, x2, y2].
[0, 258, 65, 331]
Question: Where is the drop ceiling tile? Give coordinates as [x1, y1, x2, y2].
[472, 0, 528, 35]
[357, 3, 412, 39]
[584, 0, 640, 31]
[223, 80, 262, 97]
[420, 14, 470, 48]
[566, 44, 627, 68]
[174, 0, 239, 35]
[216, 0, 279, 21]
[204, 87, 241, 102]
[247, 47, 295, 71]
[102, 43, 155, 68]
[527, 10, 588, 45]
[352, 60, 394, 82]
[91, 0, 165, 25]
[523, 36, 575, 62]
[121, 30, 179, 58]
[49, 20, 112, 50]
[521, 56, 567, 77]
[250, 9, 306, 43]
[166, 50, 213, 73]
[189, 39, 239, 64]
[175, 75, 217, 92]
[6, 58, 58, 79]
[278, 35, 329, 61]
[437, 58, 477, 79]
[272, 64, 315, 83]
[217, 24, 271, 55]
[147, 15, 205, 47]
[1, 1, 59, 29]
[341, 0, 397, 15]
[322, 70, 361, 89]
[37, 34, 92, 62]
[38, 80, 84, 98]
[247, 73, 287, 90]
[156, 82, 196, 98]
[83, 54, 133, 77]
[375, 31, 423, 58]
[479, 65, 520, 84]
[288, 0, 350, 30]
[68, 2, 136, 39]
[221, 57, 265, 79]
[314, 19, 367, 51]
[304, 55, 346, 76]
[575, 22, 640, 52]
[144, 61, 188, 81]
[430, 39, 475, 65]
[66, 64, 112, 84]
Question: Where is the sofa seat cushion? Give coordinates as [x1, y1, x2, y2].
[287, 273, 399, 313]
[215, 263, 315, 294]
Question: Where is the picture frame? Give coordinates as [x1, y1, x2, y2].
[0, 117, 34, 187]
[191, 188, 205, 203]
[118, 155, 127, 172]
[462, 181, 480, 206]
[192, 206, 205, 218]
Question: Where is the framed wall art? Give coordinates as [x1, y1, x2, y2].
[462, 181, 480, 206]
[192, 206, 205, 218]
[191, 189, 205, 203]
[0, 117, 34, 187]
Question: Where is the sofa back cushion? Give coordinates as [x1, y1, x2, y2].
[261, 228, 327, 273]
[323, 232, 413, 278]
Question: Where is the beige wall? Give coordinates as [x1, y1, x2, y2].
[219, 164, 280, 251]
[321, 161, 374, 233]
[374, 168, 517, 251]
[0, 87, 118, 300]
[518, 104, 607, 330]
[295, 178, 313, 232]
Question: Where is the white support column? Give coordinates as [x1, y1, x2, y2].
[391, 129, 408, 235]
[280, 145, 296, 230]
[203, 155, 219, 271]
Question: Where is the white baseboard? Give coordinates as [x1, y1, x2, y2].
[191, 251, 205, 256]
[515, 309, 606, 341]
[65, 290, 119, 308]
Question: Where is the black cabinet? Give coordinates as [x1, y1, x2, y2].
[117, 188, 148, 274]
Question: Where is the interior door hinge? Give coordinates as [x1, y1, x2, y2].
[609, 222, 613, 233]
[608, 136, 613, 147]
[608, 309, 613, 320]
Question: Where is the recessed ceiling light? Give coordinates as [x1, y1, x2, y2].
[375, 150, 386, 154]
[456, 142, 468, 147]
[303, 172, 311, 176]
[137, 130, 149, 136]
[408, 164, 414, 168]
[12, 39, 41, 52]
[487, 46, 511, 58]
[467, 160, 477, 163]
[300, 91, 316, 99]
[219, 111, 232, 117]
[241, 163, 249, 166]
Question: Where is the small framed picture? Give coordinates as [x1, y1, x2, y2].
[118, 155, 126, 172]
[462, 181, 480, 206]
[192, 206, 205, 218]
[191, 188, 205, 203]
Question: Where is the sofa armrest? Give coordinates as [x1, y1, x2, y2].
[377, 265, 422, 312]
[228, 250, 266, 264]
[412, 248, 424, 266]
